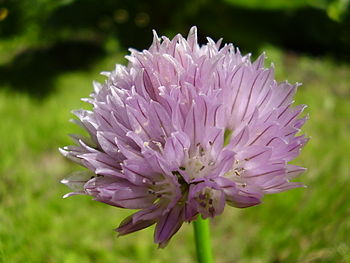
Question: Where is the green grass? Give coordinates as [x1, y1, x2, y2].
[1, 46, 350, 263]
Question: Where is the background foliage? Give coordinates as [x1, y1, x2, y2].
[1, 0, 350, 262]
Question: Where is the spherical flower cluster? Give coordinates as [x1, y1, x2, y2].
[60, 27, 308, 247]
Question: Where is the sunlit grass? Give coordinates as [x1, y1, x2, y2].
[1, 46, 350, 263]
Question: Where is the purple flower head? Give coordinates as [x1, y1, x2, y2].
[60, 27, 308, 247]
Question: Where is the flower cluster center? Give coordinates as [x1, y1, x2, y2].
[184, 144, 215, 180]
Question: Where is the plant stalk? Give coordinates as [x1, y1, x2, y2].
[193, 215, 213, 263]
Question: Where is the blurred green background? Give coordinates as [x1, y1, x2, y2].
[1, 0, 350, 262]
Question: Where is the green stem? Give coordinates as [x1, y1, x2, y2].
[193, 215, 213, 263]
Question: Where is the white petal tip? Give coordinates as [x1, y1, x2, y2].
[152, 29, 159, 39]
[187, 26, 198, 40]
[100, 71, 111, 77]
[63, 193, 71, 199]
[60, 179, 69, 184]
[58, 147, 68, 156]
[189, 25, 197, 33]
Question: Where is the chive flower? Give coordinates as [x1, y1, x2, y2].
[60, 27, 308, 247]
